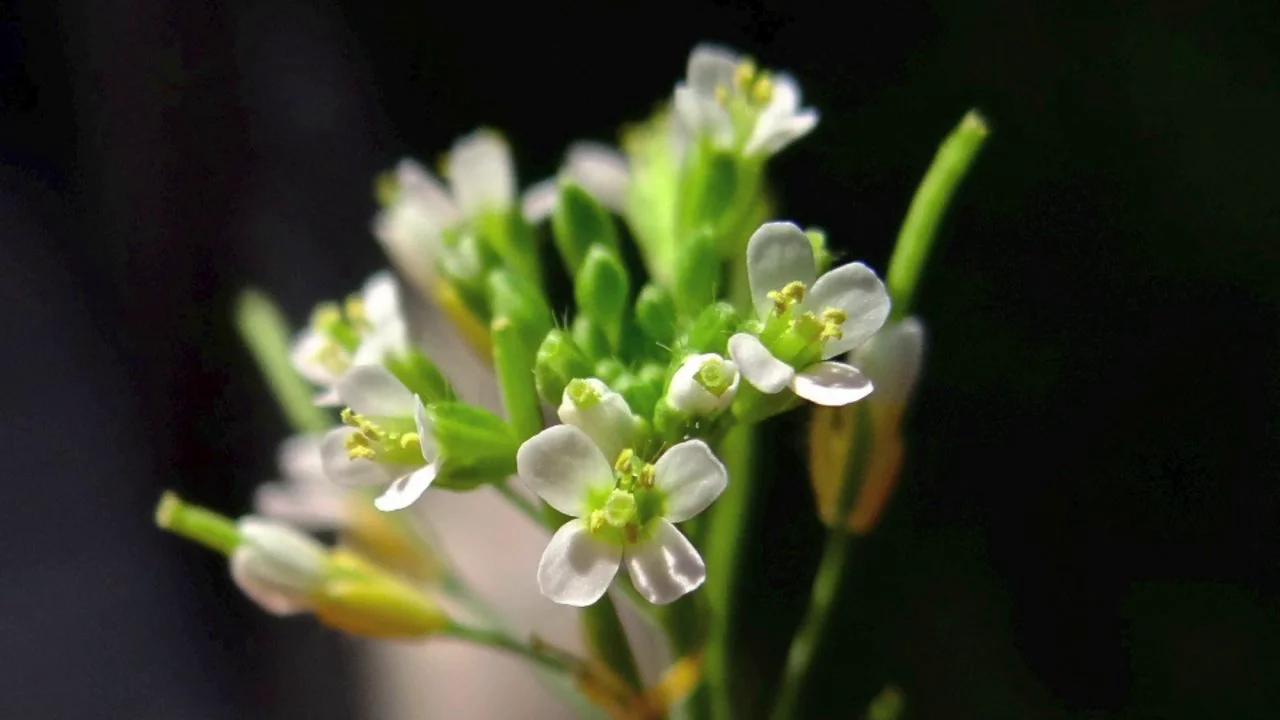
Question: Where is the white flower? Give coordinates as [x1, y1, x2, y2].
[320, 365, 439, 512]
[231, 517, 329, 616]
[673, 44, 818, 157]
[374, 129, 543, 292]
[523, 142, 632, 222]
[727, 222, 891, 406]
[253, 435, 351, 531]
[517, 425, 728, 606]
[667, 353, 740, 415]
[290, 270, 409, 406]
[557, 378, 637, 463]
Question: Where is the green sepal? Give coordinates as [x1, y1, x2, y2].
[551, 181, 620, 276]
[574, 246, 630, 350]
[673, 228, 719, 318]
[634, 283, 676, 346]
[534, 329, 594, 406]
[487, 269, 553, 355]
[384, 348, 455, 404]
[475, 207, 542, 291]
[684, 302, 741, 355]
[426, 402, 520, 490]
[571, 315, 612, 362]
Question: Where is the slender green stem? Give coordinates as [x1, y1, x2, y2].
[444, 622, 578, 676]
[235, 289, 332, 434]
[495, 481, 544, 527]
[769, 405, 874, 720]
[154, 492, 240, 556]
[582, 593, 645, 691]
[886, 110, 990, 319]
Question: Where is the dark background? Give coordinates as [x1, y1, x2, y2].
[2, 0, 1278, 717]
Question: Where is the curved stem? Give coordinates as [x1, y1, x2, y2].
[444, 622, 578, 676]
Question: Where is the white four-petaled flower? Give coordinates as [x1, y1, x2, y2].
[673, 44, 818, 157]
[320, 365, 439, 512]
[517, 425, 728, 606]
[291, 271, 408, 406]
[254, 434, 351, 531]
[727, 222, 891, 406]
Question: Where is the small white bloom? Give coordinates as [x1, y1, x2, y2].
[375, 130, 545, 291]
[517, 426, 728, 606]
[231, 517, 329, 616]
[254, 435, 351, 531]
[290, 270, 409, 406]
[728, 222, 891, 406]
[320, 365, 439, 512]
[557, 378, 637, 463]
[667, 353, 740, 415]
[523, 142, 633, 223]
[673, 44, 818, 157]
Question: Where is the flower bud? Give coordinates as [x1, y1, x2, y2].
[674, 228, 718, 316]
[534, 329, 594, 405]
[231, 517, 330, 616]
[312, 550, 449, 638]
[558, 378, 637, 462]
[551, 181, 621, 275]
[666, 353, 740, 415]
[684, 302, 741, 355]
[635, 284, 677, 346]
[575, 246, 631, 349]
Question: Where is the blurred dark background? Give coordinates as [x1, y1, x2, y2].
[2, 0, 1278, 717]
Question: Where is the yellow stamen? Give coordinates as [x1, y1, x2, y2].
[751, 74, 774, 105]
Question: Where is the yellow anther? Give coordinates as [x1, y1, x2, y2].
[614, 448, 635, 474]
[344, 296, 367, 328]
[821, 307, 847, 325]
[820, 323, 844, 343]
[637, 463, 656, 490]
[734, 60, 757, 90]
[344, 431, 372, 450]
[312, 302, 342, 331]
[793, 311, 825, 342]
[751, 73, 774, 105]
[714, 84, 729, 106]
[588, 511, 607, 534]
[347, 446, 377, 461]
[341, 408, 360, 427]
[782, 281, 807, 304]
[399, 432, 420, 450]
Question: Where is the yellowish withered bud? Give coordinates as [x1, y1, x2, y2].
[312, 550, 449, 638]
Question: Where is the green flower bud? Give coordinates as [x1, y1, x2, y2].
[551, 181, 621, 276]
[634, 283, 677, 346]
[487, 269, 553, 354]
[424, 402, 520, 490]
[574, 246, 630, 350]
[673, 228, 719, 318]
[572, 315, 612, 362]
[384, 348, 454, 404]
[534, 329, 593, 406]
[684, 301, 741, 354]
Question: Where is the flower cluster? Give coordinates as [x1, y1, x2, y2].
[154, 40, 984, 719]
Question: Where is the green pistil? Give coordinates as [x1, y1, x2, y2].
[603, 490, 638, 528]
[695, 358, 734, 397]
[566, 378, 601, 408]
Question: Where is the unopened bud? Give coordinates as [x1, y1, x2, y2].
[666, 353, 740, 415]
[231, 517, 330, 616]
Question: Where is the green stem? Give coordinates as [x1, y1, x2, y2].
[886, 110, 990, 319]
[659, 593, 711, 720]
[154, 491, 240, 556]
[444, 622, 578, 677]
[769, 405, 874, 720]
[582, 593, 645, 691]
[235, 289, 332, 434]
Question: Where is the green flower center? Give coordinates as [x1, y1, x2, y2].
[341, 409, 423, 466]
[584, 449, 665, 545]
[757, 281, 847, 368]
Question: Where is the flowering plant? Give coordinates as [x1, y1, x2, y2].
[156, 44, 987, 719]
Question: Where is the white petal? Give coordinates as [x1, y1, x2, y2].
[252, 481, 348, 530]
[686, 44, 740, 96]
[520, 178, 559, 223]
[289, 328, 345, 388]
[414, 396, 438, 462]
[360, 270, 403, 327]
[557, 378, 636, 462]
[537, 519, 622, 607]
[230, 547, 311, 616]
[791, 361, 874, 406]
[652, 440, 729, 522]
[320, 428, 396, 487]
[447, 129, 515, 215]
[727, 333, 795, 394]
[277, 434, 326, 483]
[745, 222, 817, 320]
[313, 387, 342, 407]
[395, 158, 460, 228]
[852, 317, 927, 423]
[806, 262, 892, 357]
[335, 365, 415, 417]
[516, 425, 614, 517]
[562, 142, 631, 212]
[373, 464, 438, 512]
[624, 519, 706, 605]
[744, 75, 818, 156]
